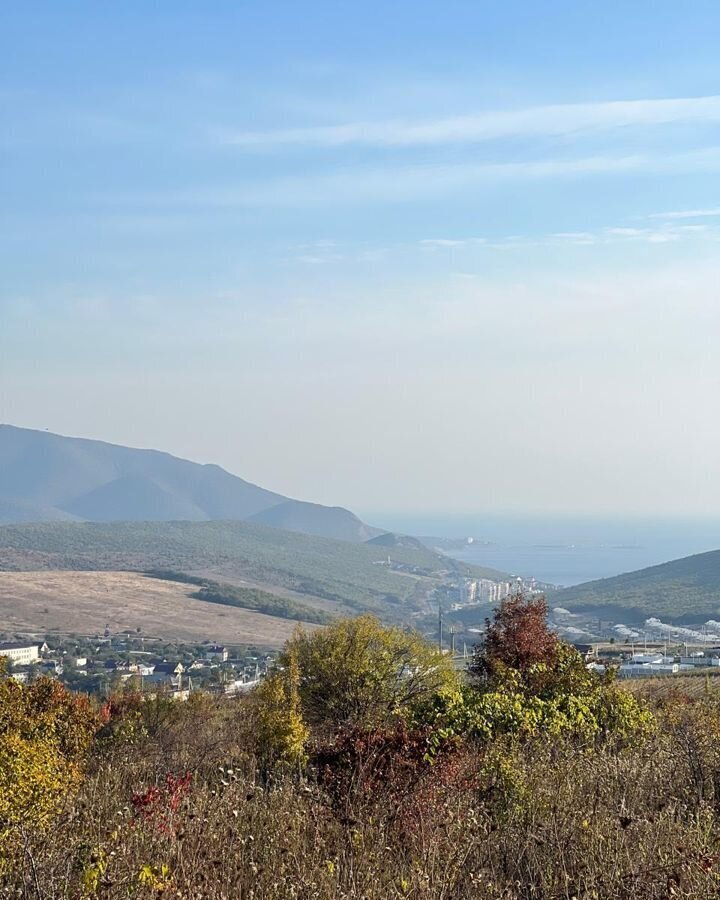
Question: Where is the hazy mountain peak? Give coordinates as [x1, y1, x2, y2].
[0, 425, 377, 541]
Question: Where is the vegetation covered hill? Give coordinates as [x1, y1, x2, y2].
[0, 520, 507, 618]
[366, 531, 427, 551]
[146, 570, 330, 624]
[556, 547, 720, 622]
[0, 425, 378, 541]
[247, 499, 380, 541]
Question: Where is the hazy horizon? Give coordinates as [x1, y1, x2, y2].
[3, 3, 720, 518]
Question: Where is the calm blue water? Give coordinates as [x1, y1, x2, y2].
[362, 514, 720, 587]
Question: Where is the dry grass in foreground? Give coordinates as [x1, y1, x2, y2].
[6, 602, 720, 899]
[6, 690, 720, 900]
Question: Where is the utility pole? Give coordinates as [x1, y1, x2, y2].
[438, 602, 443, 651]
[450, 627, 456, 656]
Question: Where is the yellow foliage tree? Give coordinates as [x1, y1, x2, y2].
[255, 648, 309, 768]
[277, 616, 460, 731]
[0, 664, 98, 869]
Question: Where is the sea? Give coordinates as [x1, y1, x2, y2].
[363, 514, 720, 588]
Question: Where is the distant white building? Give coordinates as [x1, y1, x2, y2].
[476, 579, 513, 604]
[0, 642, 40, 666]
[457, 581, 478, 604]
[224, 678, 261, 694]
[619, 662, 679, 678]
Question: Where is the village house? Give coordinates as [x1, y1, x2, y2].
[143, 662, 184, 690]
[154, 662, 185, 675]
[40, 660, 63, 675]
[205, 645, 229, 662]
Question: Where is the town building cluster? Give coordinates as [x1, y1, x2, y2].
[452, 576, 547, 609]
[0, 636, 273, 698]
[617, 651, 720, 678]
[575, 644, 720, 678]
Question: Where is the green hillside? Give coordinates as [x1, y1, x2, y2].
[556, 547, 720, 622]
[144, 571, 331, 624]
[0, 520, 508, 618]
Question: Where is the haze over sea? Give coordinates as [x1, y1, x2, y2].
[364, 515, 720, 587]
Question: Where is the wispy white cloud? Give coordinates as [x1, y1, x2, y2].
[550, 232, 596, 244]
[649, 207, 720, 220]
[294, 254, 342, 265]
[120, 147, 720, 211]
[420, 238, 484, 247]
[268, 216, 718, 275]
[222, 95, 720, 149]
[418, 221, 715, 251]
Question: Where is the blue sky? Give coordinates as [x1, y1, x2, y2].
[2, 2, 720, 515]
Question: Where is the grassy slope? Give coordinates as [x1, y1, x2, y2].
[0, 570, 311, 646]
[0, 520, 509, 617]
[555, 548, 720, 622]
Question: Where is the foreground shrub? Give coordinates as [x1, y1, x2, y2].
[0, 608, 680, 898]
[255, 648, 309, 768]
[8, 699, 720, 899]
[418, 679, 653, 761]
[277, 615, 459, 731]
[0, 669, 98, 870]
[457, 594, 654, 749]
[470, 593, 559, 681]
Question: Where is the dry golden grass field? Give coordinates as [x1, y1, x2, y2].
[0, 570, 314, 646]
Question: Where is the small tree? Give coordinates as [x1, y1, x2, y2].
[471, 593, 559, 682]
[0, 665, 98, 869]
[255, 648, 308, 769]
[470, 593, 605, 701]
[276, 616, 459, 731]
[423, 595, 654, 748]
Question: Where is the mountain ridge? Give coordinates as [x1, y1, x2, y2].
[0, 425, 378, 542]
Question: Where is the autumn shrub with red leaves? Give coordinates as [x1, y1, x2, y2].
[315, 722, 432, 799]
[470, 593, 560, 683]
[313, 721, 476, 845]
[98, 690, 145, 726]
[131, 771, 192, 837]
